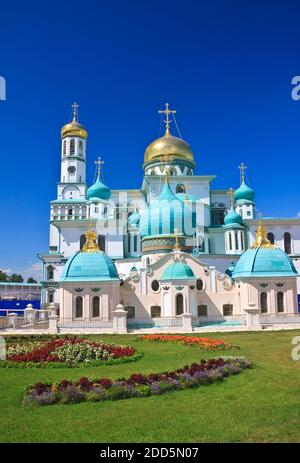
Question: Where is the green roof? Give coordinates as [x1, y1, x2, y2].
[60, 251, 119, 282]
[160, 260, 196, 281]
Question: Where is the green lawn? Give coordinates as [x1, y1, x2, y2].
[0, 330, 299, 443]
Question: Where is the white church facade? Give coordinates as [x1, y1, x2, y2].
[38, 103, 300, 326]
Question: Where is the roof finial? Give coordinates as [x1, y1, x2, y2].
[82, 223, 100, 253]
[227, 187, 235, 208]
[94, 157, 104, 178]
[158, 102, 176, 137]
[72, 102, 79, 122]
[238, 162, 247, 184]
[173, 228, 181, 251]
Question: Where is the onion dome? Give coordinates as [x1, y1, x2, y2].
[128, 209, 141, 228]
[139, 177, 196, 237]
[224, 207, 243, 227]
[234, 181, 255, 204]
[60, 225, 119, 282]
[232, 221, 298, 278]
[160, 260, 196, 281]
[61, 102, 88, 139]
[144, 128, 194, 166]
[87, 174, 111, 201]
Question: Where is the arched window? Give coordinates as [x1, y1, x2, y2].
[92, 296, 100, 318]
[197, 305, 207, 316]
[79, 140, 83, 155]
[75, 296, 83, 318]
[133, 235, 138, 252]
[176, 294, 184, 316]
[49, 293, 54, 303]
[196, 279, 204, 291]
[80, 234, 86, 250]
[151, 305, 161, 318]
[284, 232, 292, 254]
[68, 208, 73, 217]
[176, 184, 186, 194]
[125, 306, 135, 319]
[228, 233, 233, 251]
[98, 235, 106, 251]
[223, 304, 233, 316]
[70, 139, 75, 155]
[267, 232, 275, 245]
[63, 140, 67, 156]
[260, 292, 268, 313]
[277, 292, 284, 313]
[47, 266, 54, 280]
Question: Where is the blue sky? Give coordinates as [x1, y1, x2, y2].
[0, 0, 300, 279]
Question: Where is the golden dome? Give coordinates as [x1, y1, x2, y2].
[61, 102, 88, 139]
[144, 127, 195, 166]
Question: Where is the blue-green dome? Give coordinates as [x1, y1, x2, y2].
[232, 247, 297, 278]
[160, 260, 196, 281]
[60, 251, 119, 282]
[139, 180, 196, 237]
[87, 175, 111, 201]
[234, 181, 255, 204]
[128, 209, 140, 227]
[224, 207, 243, 226]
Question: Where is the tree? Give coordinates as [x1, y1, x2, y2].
[27, 277, 37, 284]
[9, 273, 24, 283]
[0, 270, 8, 282]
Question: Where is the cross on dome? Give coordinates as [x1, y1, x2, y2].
[94, 157, 104, 177]
[158, 102, 176, 134]
[227, 187, 235, 208]
[238, 162, 247, 183]
[72, 102, 79, 122]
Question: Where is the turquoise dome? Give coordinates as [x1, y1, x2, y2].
[160, 260, 196, 280]
[232, 247, 297, 278]
[139, 179, 196, 237]
[128, 209, 141, 227]
[224, 207, 243, 226]
[60, 251, 119, 282]
[87, 175, 111, 201]
[234, 181, 255, 204]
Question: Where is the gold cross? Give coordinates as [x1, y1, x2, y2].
[238, 162, 247, 183]
[227, 187, 235, 208]
[158, 102, 176, 130]
[72, 102, 79, 121]
[94, 157, 104, 177]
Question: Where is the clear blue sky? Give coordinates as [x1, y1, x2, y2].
[0, 0, 300, 279]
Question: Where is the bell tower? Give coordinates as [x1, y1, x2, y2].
[60, 102, 87, 185]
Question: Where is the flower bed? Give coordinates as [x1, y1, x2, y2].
[1, 337, 142, 368]
[22, 356, 252, 406]
[140, 334, 235, 350]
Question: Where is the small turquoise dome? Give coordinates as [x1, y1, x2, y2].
[233, 247, 297, 278]
[160, 260, 196, 280]
[128, 209, 141, 227]
[60, 251, 119, 282]
[87, 175, 111, 201]
[139, 179, 196, 237]
[234, 181, 255, 204]
[224, 207, 243, 226]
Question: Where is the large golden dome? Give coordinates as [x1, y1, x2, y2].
[61, 102, 88, 139]
[144, 128, 194, 166]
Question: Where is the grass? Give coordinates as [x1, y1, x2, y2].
[0, 330, 299, 443]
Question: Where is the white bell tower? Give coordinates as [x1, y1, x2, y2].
[60, 102, 87, 185]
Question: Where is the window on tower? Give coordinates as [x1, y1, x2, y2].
[70, 139, 75, 155]
[211, 207, 226, 225]
[176, 184, 186, 193]
[63, 140, 67, 156]
[79, 140, 83, 155]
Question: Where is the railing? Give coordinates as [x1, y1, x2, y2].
[127, 317, 183, 330]
[260, 314, 300, 325]
[192, 315, 247, 327]
[58, 318, 113, 329]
